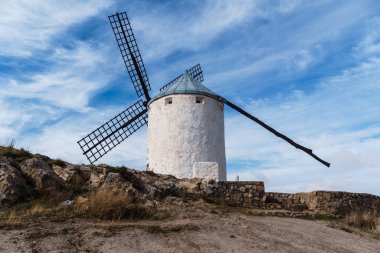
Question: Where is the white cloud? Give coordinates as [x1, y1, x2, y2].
[2, 41, 112, 111]
[132, 0, 257, 60]
[354, 17, 380, 57]
[225, 56, 380, 194]
[0, 1, 116, 146]
[0, 0, 113, 57]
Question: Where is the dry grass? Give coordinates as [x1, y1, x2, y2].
[0, 194, 74, 228]
[0, 211, 25, 229]
[345, 211, 380, 233]
[0, 188, 152, 224]
[0, 146, 32, 159]
[81, 188, 152, 220]
[0, 202, 63, 230]
[0, 139, 32, 159]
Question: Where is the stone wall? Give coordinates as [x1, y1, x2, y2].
[201, 181, 265, 208]
[265, 191, 380, 216]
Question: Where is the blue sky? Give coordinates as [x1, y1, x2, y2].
[1, 0, 380, 194]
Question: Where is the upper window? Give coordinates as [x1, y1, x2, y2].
[165, 97, 172, 105]
[195, 96, 205, 104]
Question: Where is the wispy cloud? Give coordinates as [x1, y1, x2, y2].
[0, 0, 113, 57]
[0, 0, 115, 145]
[131, 0, 257, 60]
[225, 51, 380, 194]
[2, 41, 111, 111]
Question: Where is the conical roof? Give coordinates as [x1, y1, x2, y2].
[148, 72, 219, 105]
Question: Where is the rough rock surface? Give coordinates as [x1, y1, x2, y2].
[0, 146, 379, 218]
[0, 157, 31, 206]
[265, 191, 380, 217]
[20, 158, 63, 191]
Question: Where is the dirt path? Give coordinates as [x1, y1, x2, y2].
[0, 212, 379, 253]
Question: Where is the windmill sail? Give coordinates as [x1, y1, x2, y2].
[78, 100, 147, 164]
[109, 12, 151, 101]
[218, 96, 330, 167]
[159, 64, 204, 92]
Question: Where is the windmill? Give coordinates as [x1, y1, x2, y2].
[78, 11, 330, 181]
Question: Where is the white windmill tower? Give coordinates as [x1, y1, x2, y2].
[147, 73, 227, 180]
[77, 11, 330, 181]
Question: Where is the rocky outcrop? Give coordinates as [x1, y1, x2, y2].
[265, 191, 380, 217]
[0, 157, 31, 206]
[1, 146, 380, 218]
[20, 158, 63, 191]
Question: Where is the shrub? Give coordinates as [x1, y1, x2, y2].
[5, 139, 15, 149]
[47, 159, 67, 168]
[83, 188, 151, 220]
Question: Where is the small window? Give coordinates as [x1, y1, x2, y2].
[195, 96, 205, 104]
[165, 97, 172, 105]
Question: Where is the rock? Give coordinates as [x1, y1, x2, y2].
[264, 191, 380, 216]
[20, 158, 63, 191]
[59, 200, 74, 206]
[104, 172, 125, 185]
[79, 167, 91, 181]
[0, 156, 31, 207]
[55, 164, 92, 188]
[89, 173, 101, 188]
[52, 165, 74, 182]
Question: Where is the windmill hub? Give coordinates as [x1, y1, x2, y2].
[147, 73, 226, 180]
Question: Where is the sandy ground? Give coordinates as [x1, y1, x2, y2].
[0, 210, 379, 253]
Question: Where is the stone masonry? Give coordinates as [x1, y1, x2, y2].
[201, 181, 265, 208]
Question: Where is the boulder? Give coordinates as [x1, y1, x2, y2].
[52, 165, 74, 182]
[20, 158, 63, 191]
[0, 156, 31, 207]
[53, 164, 91, 188]
[89, 173, 101, 188]
[104, 172, 125, 185]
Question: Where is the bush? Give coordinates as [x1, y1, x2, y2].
[345, 211, 380, 233]
[47, 159, 67, 168]
[83, 188, 151, 220]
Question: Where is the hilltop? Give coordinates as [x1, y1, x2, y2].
[0, 145, 379, 252]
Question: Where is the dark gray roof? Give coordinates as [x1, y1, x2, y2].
[148, 72, 218, 105]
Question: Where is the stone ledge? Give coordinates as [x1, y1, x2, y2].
[202, 181, 265, 208]
[264, 191, 380, 216]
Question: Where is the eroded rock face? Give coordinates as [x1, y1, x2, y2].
[52, 165, 74, 182]
[0, 156, 31, 207]
[1, 146, 380, 217]
[265, 191, 380, 216]
[20, 158, 63, 191]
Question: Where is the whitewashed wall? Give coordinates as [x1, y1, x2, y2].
[147, 94, 226, 180]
